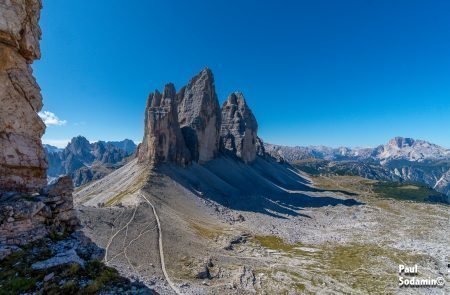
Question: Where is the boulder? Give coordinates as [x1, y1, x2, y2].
[31, 248, 85, 270]
[40, 176, 73, 198]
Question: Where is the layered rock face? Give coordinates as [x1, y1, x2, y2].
[138, 84, 191, 165]
[177, 68, 221, 163]
[0, 0, 47, 192]
[0, 1, 81, 260]
[140, 68, 261, 166]
[220, 92, 258, 163]
[0, 176, 79, 259]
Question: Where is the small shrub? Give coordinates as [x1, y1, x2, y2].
[2, 277, 36, 294]
[61, 280, 78, 294]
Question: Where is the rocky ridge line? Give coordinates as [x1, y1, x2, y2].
[46, 136, 137, 187]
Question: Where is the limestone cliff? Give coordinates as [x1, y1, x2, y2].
[140, 68, 263, 166]
[177, 68, 221, 163]
[220, 92, 258, 163]
[0, 0, 47, 192]
[138, 84, 191, 166]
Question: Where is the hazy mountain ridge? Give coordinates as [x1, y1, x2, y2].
[265, 137, 450, 163]
[43, 144, 63, 154]
[45, 136, 137, 186]
[266, 137, 450, 200]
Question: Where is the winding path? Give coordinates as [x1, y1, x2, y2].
[141, 192, 182, 295]
[104, 205, 138, 263]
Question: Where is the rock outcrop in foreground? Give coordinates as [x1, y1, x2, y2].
[0, 0, 47, 192]
[139, 68, 261, 166]
[0, 176, 78, 259]
[0, 0, 78, 259]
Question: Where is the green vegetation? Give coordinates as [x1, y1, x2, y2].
[104, 172, 148, 206]
[61, 280, 78, 293]
[190, 222, 223, 240]
[0, 239, 126, 295]
[292, 159, 326, 175]
[1, 277, 36, 294]
[319, 243, 429, 294]
[294, 282, 306, 292]
[253, 234, 432, 294]
[373, 181, 448, 203]
[254, 235, 296, 251]
[84, 260, 120, 293]
[312, 173, 448, 205]
[254, 235, 316, 258]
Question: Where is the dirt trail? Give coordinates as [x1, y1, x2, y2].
[104, 205, 138, 264]
[141, 192, 181, 295]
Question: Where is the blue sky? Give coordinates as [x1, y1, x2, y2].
[35, 0, 450, 148]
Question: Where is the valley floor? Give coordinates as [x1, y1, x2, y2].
[75, 158, 449, 294]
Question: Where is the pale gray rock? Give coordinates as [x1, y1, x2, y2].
[234, 266, 260, 293]
[377, 136, 450, 163]
[0, 0, 42, 61]
[138, 83, 191, 166]
[434, 168, 450, 196]
[0, 176, 78, 254]
[255, 136, 266, 157]
[177, 68, 221, 163]
[31, 248, 85, 270]
[220, 92, 258, 163]
[0, 0, 46, 193]
[40, 175, 73, 197]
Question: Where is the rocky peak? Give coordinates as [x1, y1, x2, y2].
[177, 67, 221, 163]
[163, 82, 176, 99]
[387, 137, 415, 149]
[0, 0, 47, 193]
[66, 136, 91, 157]
[139, 68, 266, 167]
[107, 139, 136, 154]
[138, 84, 191, 166]
[43, 144, 62, 154]
[378, 137, 450, 163]
[92, 141, 128, 164]
[220, 92, 258, 163]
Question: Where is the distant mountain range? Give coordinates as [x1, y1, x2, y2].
[45, 135, 450, 201]
[266, 137, 450, 200]
[265, 137, 450, 163]
[44, 136, 137, 186]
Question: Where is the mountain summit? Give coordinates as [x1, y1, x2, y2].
[138, 68, 261, 166]
[377, 136, 450, 162]
[220, 92, 259, 163]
